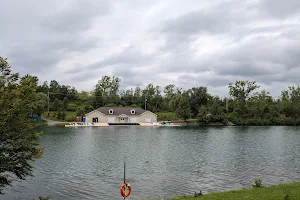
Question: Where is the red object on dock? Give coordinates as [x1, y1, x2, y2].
[76, 116, 83, 122]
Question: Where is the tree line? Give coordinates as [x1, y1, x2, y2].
[0, 57, 299, 125]
[35, 75, 300, 125]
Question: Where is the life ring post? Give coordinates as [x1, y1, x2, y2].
[124, 161, 126, 184]
[120, 161, 131, 199]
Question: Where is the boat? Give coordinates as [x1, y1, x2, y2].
[65, 122, 95, 127]
[152, 121, 181, 127]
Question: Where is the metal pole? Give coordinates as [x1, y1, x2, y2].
[145, 96, 147, 111]
[124, 161, 126, 183]
[124, 161, 126, 200]
[226, 97, 228, 113]
[47, 90, 50, 116]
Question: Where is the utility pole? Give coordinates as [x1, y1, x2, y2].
[47, 90, 50, 117]
[144, 96, 147, 111]
[226, 97, 228, 113]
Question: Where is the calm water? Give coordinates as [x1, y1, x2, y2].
[3, 126, 300, 200]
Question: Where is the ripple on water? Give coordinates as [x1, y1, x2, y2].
[2, 126, 300, 200]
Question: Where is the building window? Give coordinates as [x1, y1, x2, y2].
[130, 109, 135, 114]
[109, 109, 114, 114]
[92, 117, 98, 122]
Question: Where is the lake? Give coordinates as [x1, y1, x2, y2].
[3, 126, 300, 200]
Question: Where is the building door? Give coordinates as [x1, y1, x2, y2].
[93, 117, 98, 122]
[120, 118, 125, 123]
[145, 118, 151, 123]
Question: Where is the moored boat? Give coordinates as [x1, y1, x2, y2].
[65, 122, 95, 127]
[152, 121, 181, 127]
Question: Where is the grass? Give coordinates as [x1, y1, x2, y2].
[156, 112, 178, 121]
[42, 111, 77, 122]
[35, 120, 48, 126]
[170, 182, 300, 200]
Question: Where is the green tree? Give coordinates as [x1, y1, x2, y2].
[62, 97, 69, 111]
[175, 93, 191, 121]
[0, 57, 43, 194]
[52, 98, 61, 111]
[164, 84, 176, 111]
[61, 111, 66, 120]
[94, 75, 121, 106]
[104, 103, 118, 107]
[33, 93, 48, 116]
[187, 87, 210, 117]
[229, 80, 260, 116]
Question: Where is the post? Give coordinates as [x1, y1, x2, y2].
[226, 97, 228, 113]
[47, 90, 50, 117]
[124, 161, 126, 184]
[144, 96, 147, 111]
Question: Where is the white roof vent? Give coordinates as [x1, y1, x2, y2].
[130, 109, 136, 114]
[108, 109, 114, 114]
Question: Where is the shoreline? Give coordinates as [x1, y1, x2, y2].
[170, 182, 300, 200]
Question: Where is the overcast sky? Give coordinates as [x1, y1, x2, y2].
[1, 0, 300, 97]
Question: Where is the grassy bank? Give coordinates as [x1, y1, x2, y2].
[42, 111, 77, 122]
[171, 182, 300, 200]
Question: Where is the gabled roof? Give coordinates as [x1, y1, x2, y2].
[97, 107, 146, 116]
[117, 114, 130, 118]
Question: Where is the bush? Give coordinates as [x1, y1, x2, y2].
[66, 115, 76, 122]
[67, 103, 78, 111]
[57, 111, 61, 119]
[283, 194, 289, 200]
[156, 112, 178, 121]
[61, 112, 66, 120]
[104, 103, 118, 107]
[33, 197, 50, 200]
[252, 178, 263, 188]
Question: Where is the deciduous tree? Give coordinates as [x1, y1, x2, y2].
[0, 57, 43, 194]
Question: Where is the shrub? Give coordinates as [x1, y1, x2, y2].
[252, 178, 263, 188]
[57, 111, 61, 119]
[33, 197, 50, 200]
[67, 103, 78, 111]
[61, 112, 66, 120]
[66, 115, 76, 122]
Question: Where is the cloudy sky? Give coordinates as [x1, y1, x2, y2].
[1, 0, 300, 97]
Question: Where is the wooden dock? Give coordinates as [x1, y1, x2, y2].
[94, 123, 109, 127]
[139, 123, 155, 127]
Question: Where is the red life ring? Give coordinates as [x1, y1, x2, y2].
[120, 183, 131, 198]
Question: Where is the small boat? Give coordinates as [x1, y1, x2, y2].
[65, 122, 95, 127]
[152, 121, 181, 127]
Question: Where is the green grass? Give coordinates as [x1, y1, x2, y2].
[35, 120, 48, 126]
[155, 112, 200, 123]
[42, 111, 77, 122]
[170, 182, 300, 200]
[156, 112, 179, 121]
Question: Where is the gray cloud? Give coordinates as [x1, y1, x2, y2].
[1, 0, 108, 76]
[260, 0, 300, 19]
[41, 0, 111, 33]
[1, 0, 300, 98]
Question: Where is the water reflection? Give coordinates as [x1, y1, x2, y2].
[3, 126, 300, 200]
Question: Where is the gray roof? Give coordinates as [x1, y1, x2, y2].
[96, 107, 146, 116]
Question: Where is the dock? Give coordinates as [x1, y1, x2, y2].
[139, 123, 155, 127]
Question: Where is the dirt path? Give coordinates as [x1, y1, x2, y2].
[43, 118, 67, 126]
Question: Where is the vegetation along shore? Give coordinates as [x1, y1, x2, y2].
[170, 181, 300, 200]
[38, 73, 300, 126]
